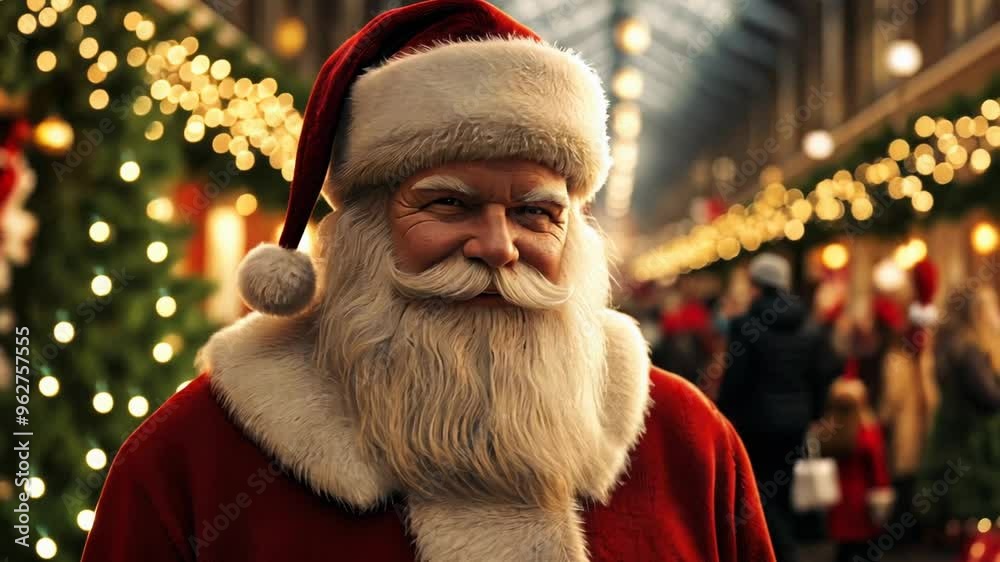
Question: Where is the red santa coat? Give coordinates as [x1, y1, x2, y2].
[82, 311, 774, 562]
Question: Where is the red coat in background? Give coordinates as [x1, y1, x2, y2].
[827, 423, 893, 542]
[81, 312, 775, 562]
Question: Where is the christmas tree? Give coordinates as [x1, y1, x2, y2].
[0, 0, 306, 559]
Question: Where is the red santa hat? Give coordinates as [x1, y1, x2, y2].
[237, 0, 611, 315]
[908, 258, 939, 328]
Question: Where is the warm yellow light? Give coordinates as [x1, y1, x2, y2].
[77, 509, 95, 531]
[946, 146, 968, 168]
[970, 148, 992, 172]
[184, 119, 205, 142]
[92, 391, 113, 413]
[784, 219, 805, 240]
[971, 222, 999, 255]
[210, 59, 231, 80]
[894, 238, 927, 269]
[96, 51, 117, 72]
[27, 0, 45, 11]
[886, 39, 922, 77]
[982, 99, 1000, 120]
[145, 121, 164, 141]
[915, 154, 935, 175]
[612, 102, 642, 139]
[52, 0, 72, 11]
[803, 130, 835, 160]
[36, 51, 57, 72]
[716, 238, 741, 260]
[88, 89, 109, 110]
[914, 115, 935, 137]
[86, 64, 106, 84]
[851, 198, 874, 220]
[146, 197, 174, 222]
[235, 193, 258, 216]
[932, 163, 954, 184]
[89, 220, 110, 242]
[616, 17, 651, 55]
[212, 133, 232, 154]
[126, 46, 147, 67]
[152, 342, 174, 363]
[273, 17, 307, 58]
[911, 190, 934, 212]
[955, 117, 975, 138]
[18, 14, 38, 34]
[612, 67, 643, 100]
[147, 241, 168, 263]
[34, 115, 74, 155]
[119, 161, 140, 182]
[191, 54, 210, 75]
[166, 44, 187, 65]
[39, 375, 60, 397]
[156, 296, 177, 317]
[236, 151, 255, 171]
[176, 380, 192, 393]
[128, 396, 149, 417]
[123, 10, 143, 30]
[821, 243, 849, 270]
[888, 139, 910, 160]
[27, 476, 45, 499]
[85, 448, 107, 470]
[36, 538, 57, 559]
[38, 7, 57, 27]
[90, 274, 112, 296]
[53, 321, 75, 343]
[181, 36, 199, 54]
[77, 4, 96, 25]
[987, 126, 1000, 147]
[135, 20, 155, 40]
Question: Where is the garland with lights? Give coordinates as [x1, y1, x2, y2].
[633, 76, 1000, 281]
[0, 0, 307, 559]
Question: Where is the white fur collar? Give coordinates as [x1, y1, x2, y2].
[196, 308, 650, 561]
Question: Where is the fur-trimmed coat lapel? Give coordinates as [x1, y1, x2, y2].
[196, 308, 650, 562]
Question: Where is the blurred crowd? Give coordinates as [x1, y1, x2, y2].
[627, 254, 1000, 562]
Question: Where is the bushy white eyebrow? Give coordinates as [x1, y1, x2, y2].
[517, 186, 569, 207]
[411, 175, 568, 207]
[410, 175, 475, 195]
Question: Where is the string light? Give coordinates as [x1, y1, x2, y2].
[17, 14, 38, 34]
[90, 274, 112, 296]
[36, 538, 57, 560]
[152, 342, 174, 363]
[821, 243, 850, 270]
[128, 396, 149, 417]
[34, 116, 74, 155]
[235, 193, 258, 216]
[146, 197, 174, 221]
[155, 296, 177, 317]
[36, 51, 57, 72]
[77, 509, 96, 531]
[39, 375, 60, 397]
[85, 448, 107, 470]
[38, 7, 57, 27]
[77, 5, 96, 25]
[971, 222, 998, 255]
[612, 67, 643, 100]
[89, 220, 110, 243]
[147, 241, 168, 263]
[27, 476, 45, 499]
[119, 161, 141, 182]
[53, 321, 75, 343]
[176, 380, 192, 392]
[93, 391, 113, 414]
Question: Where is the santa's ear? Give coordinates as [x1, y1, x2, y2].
[237, 243, 316, 316]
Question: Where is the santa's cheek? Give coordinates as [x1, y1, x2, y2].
[395, 223, 467, 272]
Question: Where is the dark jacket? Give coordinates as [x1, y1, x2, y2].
[717, 292, 840, 437]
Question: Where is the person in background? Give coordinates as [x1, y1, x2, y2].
[878, 261, 940, 544]
[919, 286, 1000, 528]
[717, 253, 840, 562]
[821, 374, 894, 562]
[652, 288, 715, 383]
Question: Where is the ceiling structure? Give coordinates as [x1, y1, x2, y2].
[374, 0, 800, 227]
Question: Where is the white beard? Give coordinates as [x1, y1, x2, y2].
[312, 193, 614, 510]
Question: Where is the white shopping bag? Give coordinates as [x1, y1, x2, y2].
[791, 437, 841, 512]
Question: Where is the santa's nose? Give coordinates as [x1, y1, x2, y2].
[463, 206, 519, 270]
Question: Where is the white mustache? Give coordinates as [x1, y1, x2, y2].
[389, 253, 572, 310]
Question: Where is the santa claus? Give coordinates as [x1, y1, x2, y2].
[82, 1, 774, 561]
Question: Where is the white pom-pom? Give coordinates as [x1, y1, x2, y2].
[908, 302, 939, 328]
[237, 243, 316, 316]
